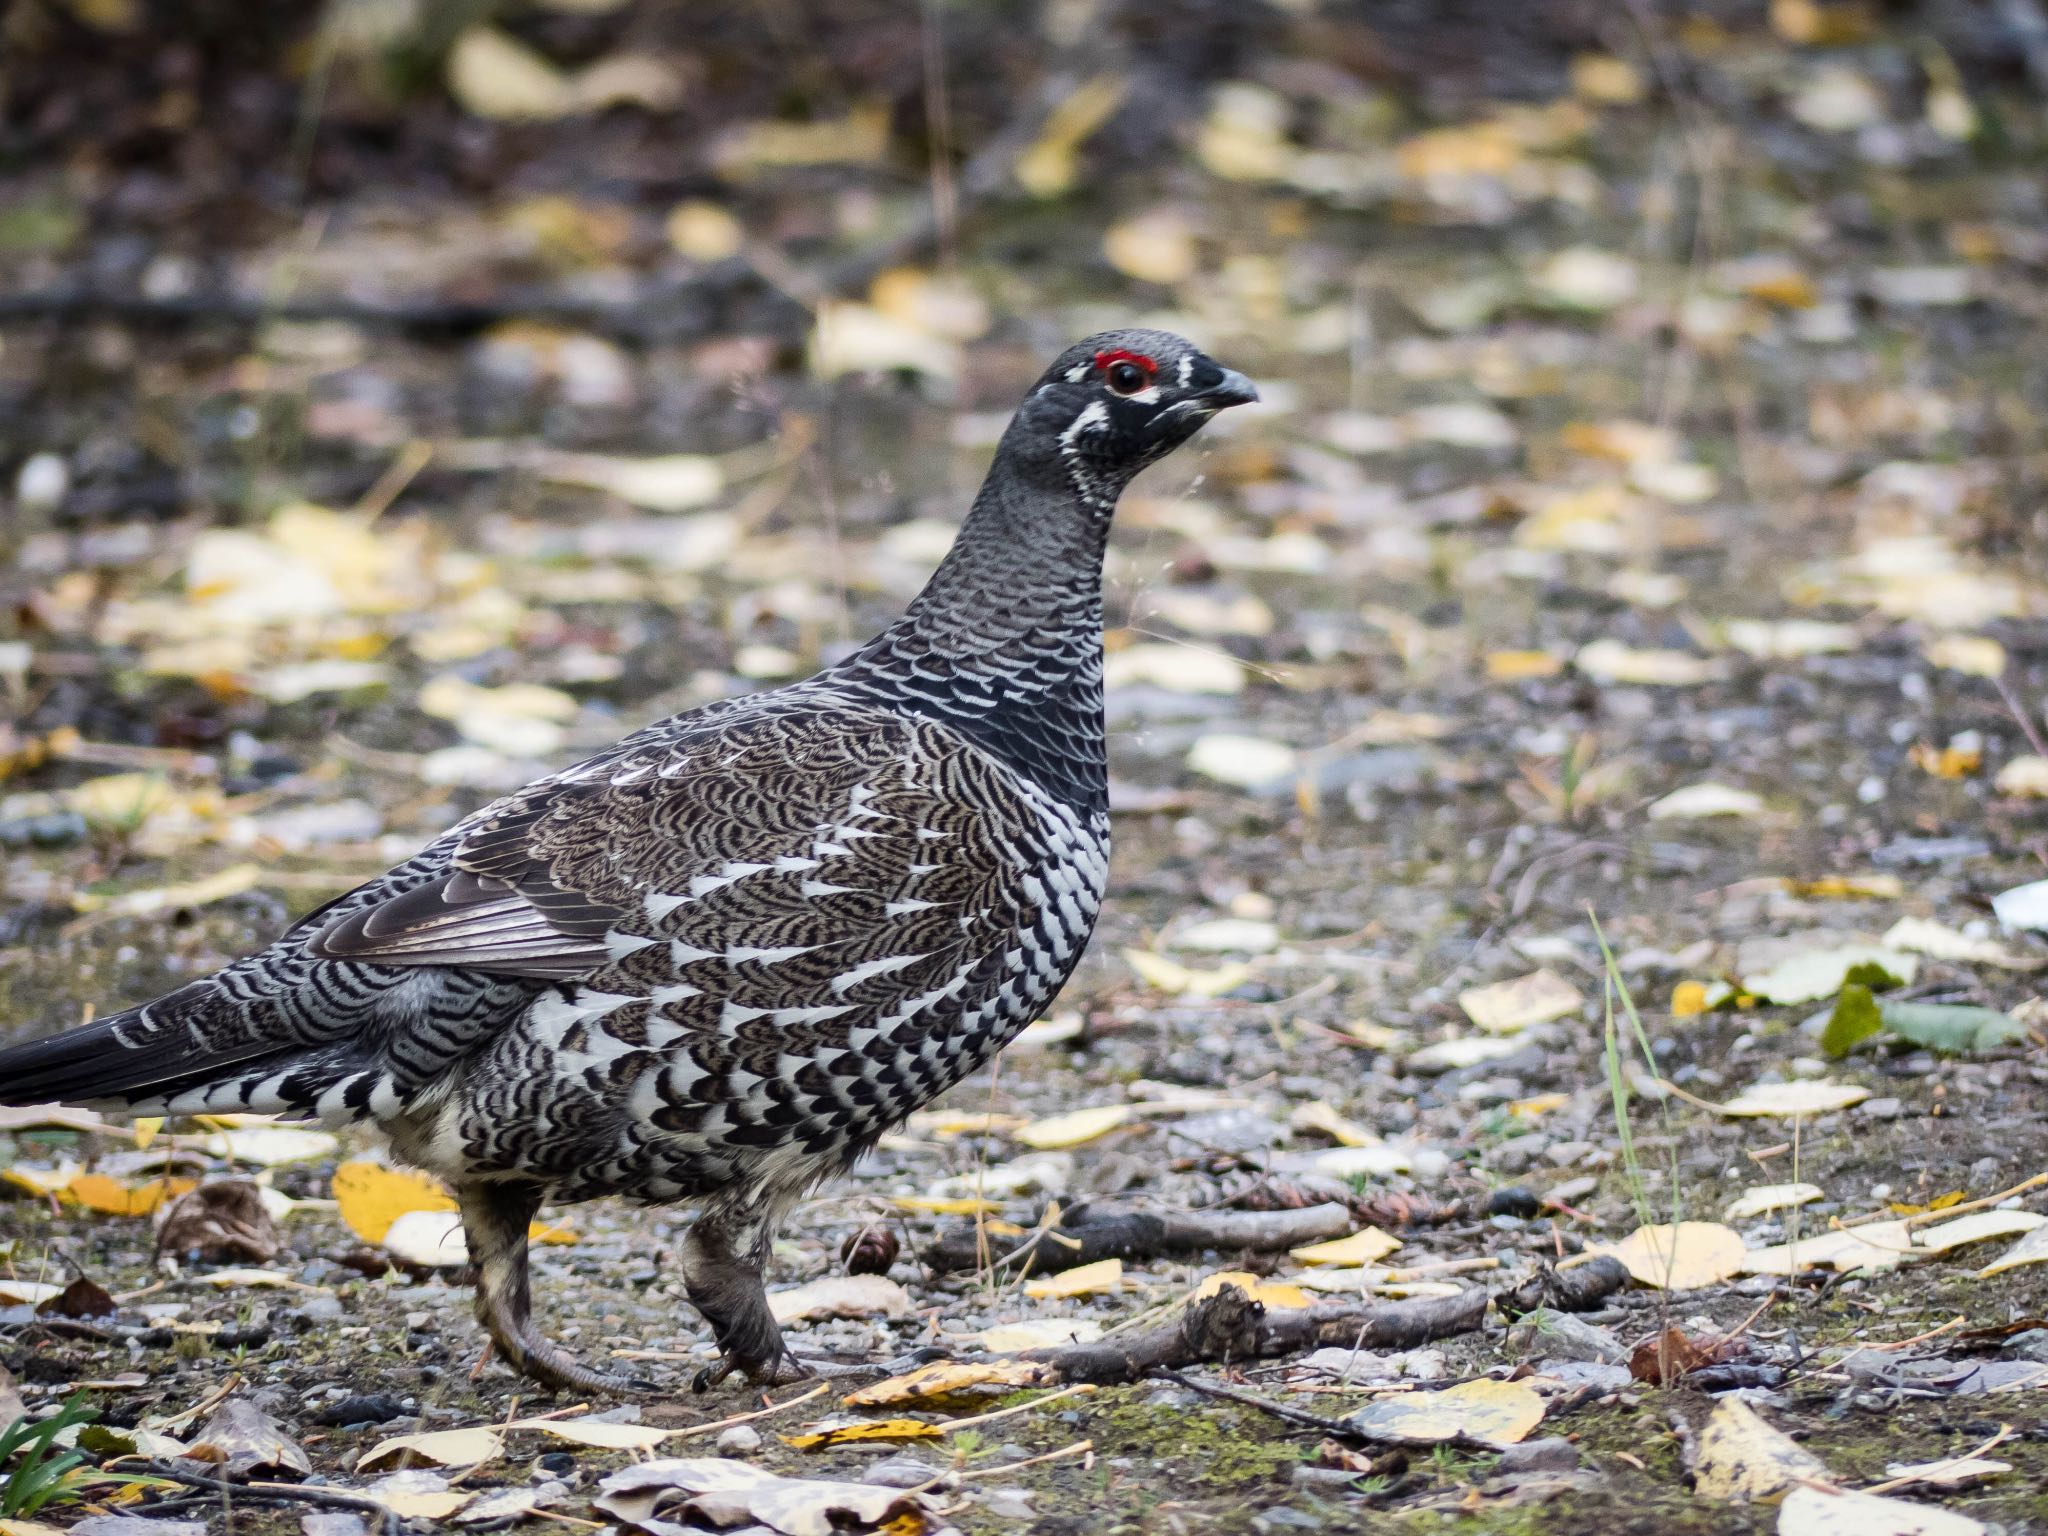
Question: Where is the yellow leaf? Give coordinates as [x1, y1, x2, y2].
[1569, 53, 1644, 104]
[358, 1426, 505, 1471]
[1291, 1228, 1401, 1267]
[1015, 76, 1128, 197]
[1780, 874, 1905, 900]
[1724, 1183, 1824, 1222]
[64, 1173, 196, 1217]
[975, 1318, 1103, 1351]
[1693, 1396, 1831, 1501]
[0, 1164, 79, 1197]
[664, 200, 744, 262]
[1188, 1270, 1311, 1310]
[1913, 1210, 2046, 1254]
[783, 1419, 944, 1450]
[1976, 1225, 2048, 1278]
[1013, 1104, 1131, 1150]
[1485, 650, 1564, 682]
[1671, 980, 1710, 1017]
[1509, 1092, 1568, 1118]
[843, 1359, 1058, 1408]
[1104, 208, 1199, 285]
[1593, 1222, 1747, 1289]
[889, 1195, 1002, 1216]
[332, 1161, 457, 1244]
[132, 1117, 164, 1150]
[1025, 1258, 1123, 1300]
[1349, 1378, 1546, 1447]
[1923, 634, 2005, 678]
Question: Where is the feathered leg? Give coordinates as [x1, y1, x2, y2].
[458, 1182, 645, 1396]
[683, 1193, 802, 1391]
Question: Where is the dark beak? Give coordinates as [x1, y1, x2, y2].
[1201, 368, 1260, 409]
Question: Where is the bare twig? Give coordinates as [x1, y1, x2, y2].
[142, 1466, 402, 1536]
[928, 1201, 1354, 1276]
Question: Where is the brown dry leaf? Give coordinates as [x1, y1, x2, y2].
[1291, 1228, 1401, 1267]
[1778, 1484, 1986, 1536]
[1349, 1378, 1545, 1448]
[1458, 969, 1582, 1033]
[1012, 1104, 1131, 1150]
[359, 1425, 507, 1472]
[1742, 1219, 1916, 1277]
[153, 1180, 282, 1264]
[843, 1359, 1058, 1408]
[1629, 1327, 1735, 1386]
[1693, 1396, 1832, 1501]
[189, 1399, 311, 1477]
[596, 1458, 937, 1536]
[1189, 1270, 1312, 1310]
[1024, 1258, 1124, 1300]
[769, 1274, 912, 1323]
[782, 1419, 945, 1450]
[1594, 1222, 1747, 1289]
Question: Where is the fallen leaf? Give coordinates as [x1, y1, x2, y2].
[1486, 650, 1566, 681]
[596, 1458, 937, 1536]
[1778, 1484, 1985, 1536]
[1594, 1222, 1747, 1289]
[1742, 944, 1916, 1004]
[1742, 1219, 1916, 1276]
[782, 1419, 945, 1450]
[1879, 1457, 2010, 1490]
[1995, 756, 2048, 797]
[975, 1318, 1103, 1351]
[1913, 1211, 2046, 1254]
[1649, 783, 1765, 821]
[1186, 734, 1298, 788]
[1103, 642, 1245, 694]
[1883, 917, 2040, 970]
[189, 1399, 312, 1476]
[153, 1180, 282, 1264]
[1535, 247, 1637, 310]
[1291, 1228, 1401, 1266]
[1992, 879, 2048, 933]
[1574, 639, 1720, 686]
[1405, 1035, 1523, 1073]
[333, 1161, 458, 1244]
[1725, 1183, 1825, 1222]
[1923, 635, 2005, 678]
[1976, 1224, 2048, 1277]
[74, 863, 265, 918]
[1458, 969, 1582, 1033]
[1104, 208, 1199, 285]
[1348, 1378, 1545, 1447]
[1693, 1396, 1832, 1501]
[1121, 949, 1252, 998]
[769, 1274, 912, 1323]
[0, 1281, 64, 1307]
[1025, 1258, 1123, 1300]
[1629, 1326, 1735, 1385]
[1016, 75, 1127, 196]
[1188, 1270, 1312, 1310]
[504, 1417, 672, 1452]
[205, 1126, 341, 1165]
[843, 1359, 1058, 1408]
[361, 1469, 477, 1521]
[64, 1173, 194, 1217]
[1288, 1100, 1381, 1147]
[1719, 1081, 1870, 1117]
[359, 1426, 506, 1472]
[1012, 1104, 1131, 1150]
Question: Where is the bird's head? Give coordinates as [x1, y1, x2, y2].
[1004, 329, 1258, 510]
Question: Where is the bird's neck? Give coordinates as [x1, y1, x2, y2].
[831, 456, 1111, 814]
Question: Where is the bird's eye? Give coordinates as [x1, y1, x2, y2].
[1106, 361, 1148, 395]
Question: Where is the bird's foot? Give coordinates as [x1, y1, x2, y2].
[479, 1321, 656, 1397]
[691, 1333, 807, 1394]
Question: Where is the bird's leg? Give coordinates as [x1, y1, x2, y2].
[683, 1198, 802, 1391]
[458, 1181, 647, 1397]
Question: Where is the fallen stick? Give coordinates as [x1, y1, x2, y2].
[1016, 1284, 1489, 1385]
[927, 1201, 1354, 1276]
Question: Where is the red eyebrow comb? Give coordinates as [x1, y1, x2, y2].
[1093, 348, 1158, 375]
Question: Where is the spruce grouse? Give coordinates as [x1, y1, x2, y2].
[0, 330, 1257, 1393]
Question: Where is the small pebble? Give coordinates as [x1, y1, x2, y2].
[716, 1424, 762, 1455]
[1497, 1437, 1580, 1475]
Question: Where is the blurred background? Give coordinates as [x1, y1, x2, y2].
[2, 0, 2047, 1051]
